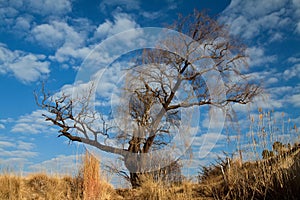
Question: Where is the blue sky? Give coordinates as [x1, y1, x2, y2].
[1, 0, 300, 186]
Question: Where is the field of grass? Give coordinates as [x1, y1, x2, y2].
[1, 110, 300, 199]
[1, 146, 300, 200]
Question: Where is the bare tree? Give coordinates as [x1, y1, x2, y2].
[37, 10, 262, 188]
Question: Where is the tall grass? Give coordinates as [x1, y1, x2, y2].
[0, 173, 21, 200]
[197, 108, 300, 200]
[1, 108, 299, 200]
[0, 151, 116, 200]
[80, 151, 114, 200]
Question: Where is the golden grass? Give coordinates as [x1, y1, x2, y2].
[1, 109, 299, 199]
[197, 147, 300, 200]
[0, 173, 82, 200]
[116, 180, 207, 200]
[0, 173, 21, 200]
[0, 151, 117, 200]
[1, 149, 300, 200]
[81, 151, 115, 200]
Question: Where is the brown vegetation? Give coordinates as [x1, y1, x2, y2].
[1, 146, 300, 199]
[197, 144, 300, 200]
[0, 152, 116, 200]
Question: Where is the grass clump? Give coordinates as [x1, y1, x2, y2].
[0, 173, 21, 200]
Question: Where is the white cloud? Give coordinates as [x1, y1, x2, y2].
[30, 24, 65, 48]
[296, 21, 300, 34]
[28, 154, 82, 175]
[0, 5, 19, 27]
[288, 94, 300, 107]
[245, 46, 277, 67]
[17, 141, 35, 151]
[140, 11, 163, 19]
[0, 124, 5, 129]
[0, 157, 29, 169]
[11, 110, 55, 134]
[283, 64, 300, 80]
[0, 141, 15, 148]
[0, 136, 37, 169]
[292, 0, 300, 17]
[288, 56, 300, 63]
[251, 93, 284, 109]
[0, 0, 71, 32]
[25, 0, 72, 16]
[100, 0, 141, 13]
[268, 86, 293, 95]
[220, 0, 292, 40]
[30, 21, 84, 49]
[191, 132, 227, 159]
[1, 149, 38, 158]
[93, 13, 140, 39]
[51, 13, 143, 68]
[0, 44, 50, 83]
[50, 45, 91, 64]
[13, 16, 32, 33]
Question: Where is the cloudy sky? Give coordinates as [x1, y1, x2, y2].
[1, 0, 300, 185]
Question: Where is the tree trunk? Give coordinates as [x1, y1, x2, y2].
[129, 172, 143, 188]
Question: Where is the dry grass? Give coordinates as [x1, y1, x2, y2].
[80, 151, 115, 200]
[1, 149, 300, 200]
[0, 173, 21, 200]
[195, 109, 300, 200]
[116, 179, 207, 200]
[0, 151, 117, 200]
[197, 147, 300, 200]
[1, 109, 300, 199]
[0, 172, 83, 200]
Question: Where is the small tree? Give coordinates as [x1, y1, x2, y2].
[37, 10, 262, 188]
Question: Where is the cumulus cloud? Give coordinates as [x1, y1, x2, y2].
[220, 0, 292, 41]
[93, 13, 140, 39]
[0, 1, 19, 27]
[292, 0, 300, 17]
[26, 0, 72, 16]
[0, 43, 50, 83]
[50, 12, 143, 69]
[30, 21, 84, 49]
[0, 0, 71, 32]
[13, 16, 32, 33]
